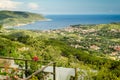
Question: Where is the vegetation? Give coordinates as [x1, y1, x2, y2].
[0, 24, 3, 29]
[0, 10, 46, 27]
[0, 23, 120, 79]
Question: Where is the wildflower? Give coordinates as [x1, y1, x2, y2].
[13, 68, 18, 72]
[13, 75, 19, 79]
[33, 56, 39, 61]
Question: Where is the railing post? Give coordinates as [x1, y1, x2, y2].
[53, 62, 56, 80]
[75, 68, 78, 80]
[25, 60, 28, 77]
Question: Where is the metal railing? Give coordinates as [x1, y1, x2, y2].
[0, 56, 56, 80]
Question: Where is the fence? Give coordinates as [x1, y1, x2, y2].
[0, 56, 56, 80]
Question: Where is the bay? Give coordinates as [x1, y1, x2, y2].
[13, 15, 120, 30]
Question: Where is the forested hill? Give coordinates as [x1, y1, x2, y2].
[0, 10, 46, 27]
[0, 23, 120, 79]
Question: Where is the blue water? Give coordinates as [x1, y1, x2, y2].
[14, 15, 120, 30]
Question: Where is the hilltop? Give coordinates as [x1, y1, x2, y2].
[0, 10, 46, 27]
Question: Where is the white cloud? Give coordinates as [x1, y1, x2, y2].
[28, 3, 39, 10]
[0, 0, 40, 12]
[0, 0, 22, 10]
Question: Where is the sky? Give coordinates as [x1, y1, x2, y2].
[0, 0, 120, 15]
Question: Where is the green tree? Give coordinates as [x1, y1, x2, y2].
[94, 68, 118, 80]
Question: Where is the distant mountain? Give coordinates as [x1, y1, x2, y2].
[0, 10, 46, 27]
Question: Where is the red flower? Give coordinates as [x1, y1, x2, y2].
[33, 56, 39, 61]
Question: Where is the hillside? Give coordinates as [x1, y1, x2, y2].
[0, 23, 120, 79]
[69, 23, 120, 60]
[0, 10, 46, 27]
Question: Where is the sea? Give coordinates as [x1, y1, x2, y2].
[13, 15, 120, 30]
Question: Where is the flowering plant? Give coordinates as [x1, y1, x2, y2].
[32, 56, 39, 61]
[0, 66, 23, 80]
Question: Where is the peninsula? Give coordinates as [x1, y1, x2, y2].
[0, 10, 46, 28]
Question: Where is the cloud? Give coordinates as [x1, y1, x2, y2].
[0, 0, 40, 12]
[0, 0, 22, 10]
[28, 3, 39, 10]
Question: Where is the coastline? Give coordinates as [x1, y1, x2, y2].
[4, 18, 51, 29]
[4, 15, 120, 30]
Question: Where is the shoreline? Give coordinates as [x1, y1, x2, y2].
[4, 18, 52, 29]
